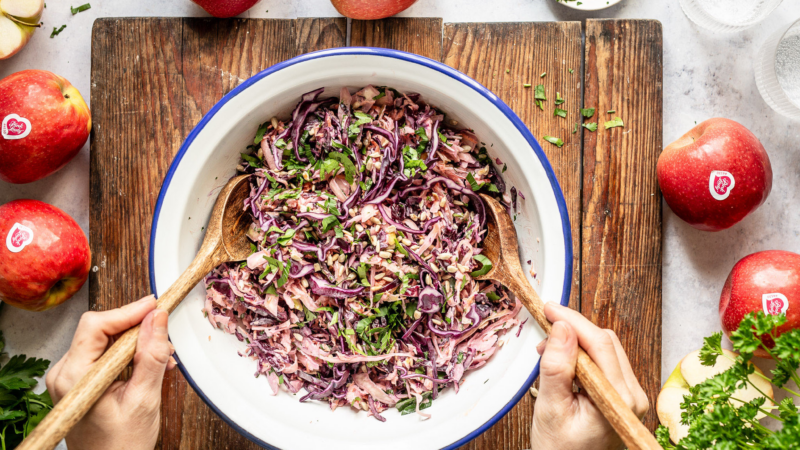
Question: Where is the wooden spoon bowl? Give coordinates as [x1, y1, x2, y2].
[19, 174, 253, 450]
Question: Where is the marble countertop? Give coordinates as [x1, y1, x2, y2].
[1, 0, 799, 434]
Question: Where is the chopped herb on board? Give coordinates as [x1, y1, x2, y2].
[580, 108, 595, 118]
[607, 109, 616, 114]
[523, 83, 532, 88]
[583, 122, 598, 132]
[604, 117, 624, 129]
[542, 136, 564, 148]
[540, 72, 546, 78]
[553, 108, 567, 118]
[555, 92, 565, 105]
[569, 68, 574, 74]
[534, 84, 546, 101]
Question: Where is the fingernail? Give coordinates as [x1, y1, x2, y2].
[545, 300, 562, 307]
[536, 338, 547, 355]
[549, 322, 568, 345]
[153, 309, 168, 335]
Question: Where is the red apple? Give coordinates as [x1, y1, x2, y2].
[0, 70, 91, 184]
[191, 0, 258, 18]
[720, 250, 800, 358]
[331, 0, 417, 20]
[0, 199, 90, 311]
[657, 118, 772, 231]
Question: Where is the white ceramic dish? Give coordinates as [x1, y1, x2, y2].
[149, 48, 572, 450]
[555, 0, 623, 11]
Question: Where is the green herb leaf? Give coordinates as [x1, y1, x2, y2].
[328, 151, 357, 184]
[582, 122, 598, 132]
[580, 108, 595, 118]
[534, 84, 546, 101]
[241, 153, 262, 168]
[554, 108, 567, 118]
[542, 135, 564, 148]
[604, 117, 624, 129]
[469, 255, 493, 277]
[254, 122, 268, 145]
[555, 92, 565, 105]
[321, 215, 341, 233]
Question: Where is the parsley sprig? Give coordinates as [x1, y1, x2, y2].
[657, 311, 800, 449]
[0, 331, 53, 449]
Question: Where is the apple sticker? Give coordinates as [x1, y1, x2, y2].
[762, 293, 789, 316]
[709, 170, 735, 201]
[1, 114, 32, 140]
[6, 223, 34, 253]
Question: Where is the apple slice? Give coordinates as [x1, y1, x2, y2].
[656, 363, 691, 444]
[0, 0, 43, 60]
[657, 349, 774, 444]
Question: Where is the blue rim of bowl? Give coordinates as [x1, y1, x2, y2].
[149, 47, 573, 450]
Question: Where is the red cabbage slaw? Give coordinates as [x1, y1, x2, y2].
[203, 86, 522, 421]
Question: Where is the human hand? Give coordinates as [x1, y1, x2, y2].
[45, 295, 176, 450]
[530, 302, 649, 450]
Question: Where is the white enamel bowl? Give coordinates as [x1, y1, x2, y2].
[149, 48, 572, 450]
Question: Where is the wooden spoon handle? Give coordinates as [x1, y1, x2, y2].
[18, 245, 223, 450]
[505, 274, 660, 450]
[575, 350, 660, 449]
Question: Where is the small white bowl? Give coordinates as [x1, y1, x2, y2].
[150, 48, 572, 450]
[555, 0, 623, 11]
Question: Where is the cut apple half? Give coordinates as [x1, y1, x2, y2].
[656, 349, 774, 444]
[0, 0, 43, 60]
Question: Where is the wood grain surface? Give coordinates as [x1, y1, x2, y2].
[89, 17, 663, 449]
[582, 19, 664, 432]
[440, 22, 584, 449]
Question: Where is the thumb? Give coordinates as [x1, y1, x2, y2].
[537, 321, 579, 410]
[125, 309, 170, 405]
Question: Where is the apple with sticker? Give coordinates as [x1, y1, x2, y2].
[0, 70, 91, 184]
[719, 250, 800, 358]
[0, 199, 91, 311]
[657, 118, 772, 231]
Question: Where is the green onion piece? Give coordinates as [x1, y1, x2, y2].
[70, 3, 90, 14]
[50, 25, 66, 38]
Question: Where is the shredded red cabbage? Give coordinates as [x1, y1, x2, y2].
[203, 86, 522, 421]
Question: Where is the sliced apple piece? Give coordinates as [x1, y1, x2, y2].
[657, 349, 774, 444]
[0, 0, 42, 60]
[657, 363, 691, 444]
[681, 349, 773, 413]
[1, 0, 42, 21]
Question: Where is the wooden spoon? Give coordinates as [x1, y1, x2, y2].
[476, 193, 660, 450]
[19, 175, 253, 450]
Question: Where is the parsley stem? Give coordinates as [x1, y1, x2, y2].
[732, 397, 783, 422]
[742, 379, 776, 406]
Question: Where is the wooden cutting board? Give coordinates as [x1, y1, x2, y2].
[89, 18, 662, 449]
